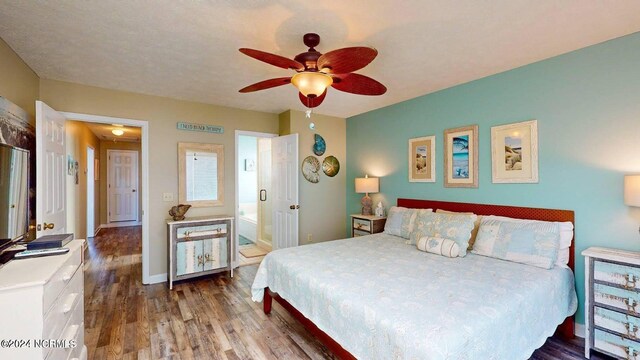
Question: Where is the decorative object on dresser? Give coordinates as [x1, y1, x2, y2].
[355, 175, 379, 215]
[583, 247, 640, 359]
[491, 119, 538, 183]
[408, 135, 436, 182]
[0, 240, 87, 360]
[374, 201, 385, 217]
[168, 204, 192, 221]
[625, 175, 640, 235]
[167, 216, 234, 289]
[444, 125, 478, 188]
[351, 214, 386, 237]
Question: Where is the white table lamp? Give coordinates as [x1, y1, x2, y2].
[355, 175, 379, 215]
[625, 175, 640, 207]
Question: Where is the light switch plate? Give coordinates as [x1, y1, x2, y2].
[163, 192, 174, 202]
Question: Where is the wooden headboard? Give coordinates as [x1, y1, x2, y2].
[397, 198, 576, 338]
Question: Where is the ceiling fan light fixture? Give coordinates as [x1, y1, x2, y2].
[291, 71, 333, 97]
[111, 129, 125, 136]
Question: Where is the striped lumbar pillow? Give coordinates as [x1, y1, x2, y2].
[416, 236, 460, 258]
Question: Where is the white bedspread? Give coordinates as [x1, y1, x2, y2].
[251, 233, 577, 360]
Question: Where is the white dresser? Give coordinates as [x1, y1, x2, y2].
[583, 247, 640, 359]
[0, 240, 86, 360]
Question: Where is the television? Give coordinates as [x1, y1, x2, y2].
[0, 143, 29, 250]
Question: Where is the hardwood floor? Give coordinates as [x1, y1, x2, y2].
[85, 227, 611, 359]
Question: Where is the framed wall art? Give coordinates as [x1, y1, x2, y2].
[408, 135, 435, 182]
[491, 119, 538, 183]
[444, 125, 478, 188]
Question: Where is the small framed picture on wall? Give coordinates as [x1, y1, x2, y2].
[491, 119, 538, 183]
[444, 125, 478, 188]
[408, 135, 435, 182]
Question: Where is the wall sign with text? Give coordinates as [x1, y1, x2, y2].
[176, 122, 224, 134]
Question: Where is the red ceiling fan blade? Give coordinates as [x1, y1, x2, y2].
[239, 77, 292, 93]
[299, 91, 327, 108]
[239, 48, 304, 70]
[331, 73, 387, 95]
[317, 47, 378, 74]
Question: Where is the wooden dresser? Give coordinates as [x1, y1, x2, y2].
[167, 216, 234, 289]
[583, 247, 640, 359]
[0, 240, 86, 360]
[350, 214, 386, 237]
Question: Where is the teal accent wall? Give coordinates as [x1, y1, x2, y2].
[346, 32, 640, 326]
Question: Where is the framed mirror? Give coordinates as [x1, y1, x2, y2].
[178, 142, 224, 207]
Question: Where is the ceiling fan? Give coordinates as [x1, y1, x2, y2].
[239, 33, 386, 109]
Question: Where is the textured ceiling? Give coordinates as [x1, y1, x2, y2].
[84, 123, 141, 143]
[1, 1, 639, 118]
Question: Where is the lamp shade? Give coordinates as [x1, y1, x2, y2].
[291, 72, 333, 97]
[625, 175, 640, 207]
[355, 176, 379, 194]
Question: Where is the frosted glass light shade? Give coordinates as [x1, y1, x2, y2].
[355, 176, 379, 194]
[625, 175, 640, 207]
[291, 72, 333, 97]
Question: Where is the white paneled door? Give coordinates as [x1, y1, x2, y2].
[108, 150, 138, 222]
[36, 101, 67, 237]
[271, 134, 298, 250]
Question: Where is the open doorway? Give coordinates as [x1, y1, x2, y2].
[86, 146, 95, 237]
[235, 131, 276, 266]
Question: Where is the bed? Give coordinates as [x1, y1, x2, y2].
[251, 199, 578, 359]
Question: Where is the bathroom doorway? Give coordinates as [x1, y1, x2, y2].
[235, 131, 276, 266]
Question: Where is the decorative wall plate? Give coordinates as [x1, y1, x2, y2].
[302, 156, 320, 183]
[322, 156, 340, 177]
[313, 134, 326, 156]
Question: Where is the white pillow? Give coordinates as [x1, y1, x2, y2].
[479, 215, 573, 268]
[384, 207, 430, 239]
[473, 217, 561, 269]
[417, 236, 460, 258]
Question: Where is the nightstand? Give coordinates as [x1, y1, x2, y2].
[583, 247, 640, 359]
[351, 214, 386, 237]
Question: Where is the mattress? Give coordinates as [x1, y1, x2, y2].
[251, 233, 578, 360]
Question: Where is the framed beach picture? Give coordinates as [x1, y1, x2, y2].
[444, 125, 478, 188]
[408, 135, 435, 182]
[491, 119, 538, 183]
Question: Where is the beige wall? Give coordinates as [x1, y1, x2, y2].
[39, 79, 279, 277]
[65, 121, 101, 240]
[281, 110, 346, 245]
[99, 141, 142, 225]
[0, 37, 39, 121]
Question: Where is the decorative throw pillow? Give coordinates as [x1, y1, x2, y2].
[408, 211, 477, 256]
[436, 209, 482, 251]
[479, 215, 573, 268]
[383, 207, 426, 239]
[416, 236, 460, 258]
[472, 217, 561, 269]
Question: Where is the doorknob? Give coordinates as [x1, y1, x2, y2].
[43, 222, 55, 230]
[289, 205, 300, 210]
[132, 189, 136, 192]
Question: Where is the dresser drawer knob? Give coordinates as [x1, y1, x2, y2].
[625, 274, 638, 289]
[625, 298, 639, 313]
[625, 346, 638, 360]
[626, 322, 639, 338]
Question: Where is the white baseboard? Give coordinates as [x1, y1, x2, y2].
[574, 322, 585, 338]
[146, 273, 167, 284]
[257, 238, 272, 251]
[100, 221, 141, 228]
